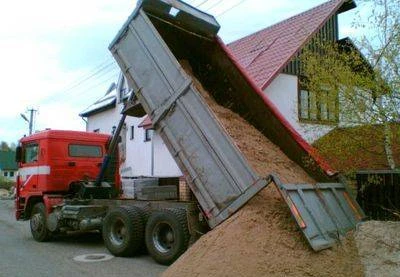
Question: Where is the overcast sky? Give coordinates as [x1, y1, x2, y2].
[0, 0, 359, 144]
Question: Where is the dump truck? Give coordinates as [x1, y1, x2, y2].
[15, 0, 364, 265]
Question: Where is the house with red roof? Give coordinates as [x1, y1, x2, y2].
[80, 0, 357, 184]
[229, 0, 356, 142]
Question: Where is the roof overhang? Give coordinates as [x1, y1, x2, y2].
[79, 99, 116, 118]
[337, 0, 356, 14]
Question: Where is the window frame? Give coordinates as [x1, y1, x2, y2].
[144, 129, 153, 142]
[68, 144, 103, 158]
[130, 125, 134, 140]
[298, 80, 339, 124]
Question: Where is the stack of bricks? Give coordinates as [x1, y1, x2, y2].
[179, 176, 192, 201]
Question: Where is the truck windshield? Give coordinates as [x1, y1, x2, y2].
[68, 144, 102, 158]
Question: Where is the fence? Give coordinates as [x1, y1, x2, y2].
[356, 170, 400, 220]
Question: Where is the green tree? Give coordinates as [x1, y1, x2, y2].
[300, 0, 400, 171]
[1, 141, 10, 151]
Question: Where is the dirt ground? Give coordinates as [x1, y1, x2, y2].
[163, 62, 364, 277]
[355, 221, 400, 277]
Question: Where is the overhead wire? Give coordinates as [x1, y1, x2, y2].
[216, 0, 248, 17]
[43, 61, 119, 104]
[63, 58, 113, 89]
[205, 0, 226, 12]
[68, 71, 121, 106]
[41, 0, 248, 107]
[195, 0, 210, 7]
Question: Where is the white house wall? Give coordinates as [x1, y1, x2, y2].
[264, 73, 334, 143]
[86, 103, 182, 178]
[153, 134, 181, 177]
[121, 115, 153, 177]
[86, 108, 120, 135]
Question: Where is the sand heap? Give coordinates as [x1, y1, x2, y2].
[163, 62, 364, 277]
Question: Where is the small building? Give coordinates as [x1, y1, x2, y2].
[0, 150, 18, 182]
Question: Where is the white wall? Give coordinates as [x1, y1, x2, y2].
[86, 107, 119, 134]
[86, 102, 182, 178]
[153, 134, 181, 177]
[264, 73, 335, 143]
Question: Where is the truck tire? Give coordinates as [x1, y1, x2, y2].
[145, 209, 190, 265]
[102, 206, 145, 257]
[30, 202, 51, 242]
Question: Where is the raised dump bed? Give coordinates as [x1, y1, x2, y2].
[110, 0, 269, 228]
[109, 0, 364, 248]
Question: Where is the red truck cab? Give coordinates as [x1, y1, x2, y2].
[15, 130, 113, 220]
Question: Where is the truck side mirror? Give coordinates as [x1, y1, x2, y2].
[15, 146, 22, 163]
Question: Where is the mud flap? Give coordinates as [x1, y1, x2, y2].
[269, 174, 365, 251]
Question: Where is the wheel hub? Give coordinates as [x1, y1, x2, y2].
[110, 218, 126, 246]
[31, 214, 44, 232]
[153, 222, 175, 253]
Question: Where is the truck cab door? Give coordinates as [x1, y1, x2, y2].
[19, 143, 40, 192]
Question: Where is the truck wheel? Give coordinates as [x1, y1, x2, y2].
[30, 202, 51, 242]
[145, 209, 190, 265]
[102, 206, 145, 257]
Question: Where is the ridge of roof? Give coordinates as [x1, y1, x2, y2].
[228, 0, 355, 90]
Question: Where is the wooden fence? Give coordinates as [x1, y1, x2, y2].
[356, 170, 400, 220]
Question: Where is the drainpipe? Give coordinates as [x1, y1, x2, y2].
[80, 117, 88, 131]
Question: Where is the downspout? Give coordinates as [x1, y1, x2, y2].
[80, 117, 88, 131]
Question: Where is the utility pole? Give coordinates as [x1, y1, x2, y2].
[21, 108, 37, 135]
[28, 108, 37, 135]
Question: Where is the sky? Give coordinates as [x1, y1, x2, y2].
[0, 0, 360, 144]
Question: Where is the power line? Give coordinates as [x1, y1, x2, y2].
[54, 61, 115, 95]
[196, 0, 210, 7]
[62, 58, 113, 90]
[216, 0, 248, 17]
[68, 71, 120, 106]
[44, 63, 119, 104]
[205, 0, 225, 12]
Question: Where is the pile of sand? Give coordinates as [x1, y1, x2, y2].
[162, 63, 364, 277]
[355, 221, 400, 277]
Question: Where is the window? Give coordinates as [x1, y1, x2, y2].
[130, 125, 134, 140]
[24, 144, 39, 163]
[68, 144, 102, 158]
[144, 129, 153, 142]
[10, 171, 14, 177]
[299, 88, 338, 123]
[3, 172, 7, 177]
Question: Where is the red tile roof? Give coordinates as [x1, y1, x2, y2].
[228, 0, 354, 90]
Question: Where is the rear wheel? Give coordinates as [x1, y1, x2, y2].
[30, 202, 51, 242]
[102, 206, 145, 256]
[145, 209, 190, 265]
